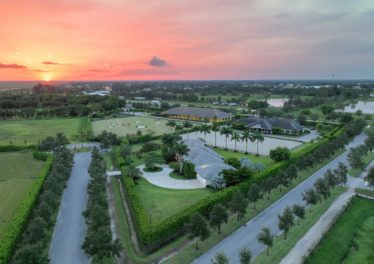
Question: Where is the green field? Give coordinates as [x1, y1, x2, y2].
[306, 197, 374, 264]
[0, 118, 81, 145]
[0, 152, 45, 238]
[213, 148, 273, 166]
[92, 116, 176, 137]
[134, 178, 214, 225]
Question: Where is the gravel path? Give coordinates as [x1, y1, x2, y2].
[49, 152, 91, 264]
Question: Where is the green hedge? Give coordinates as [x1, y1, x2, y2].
[0, 155, 53, 263]
[0, 145, 35, 152]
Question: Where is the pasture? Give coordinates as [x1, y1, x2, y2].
[0, 152, 45, 238]
[92, 116, 176, 137]
[0, 118, 81, 145]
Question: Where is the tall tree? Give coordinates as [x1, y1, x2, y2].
[314, 178, 330, 200]
[211, 124, 220, 147]
[292, 204, 305, 222]
[239, 247, 252, 264]
[366, 167, 374, 187]
[199, 124, 211, 142]
[231, 132, 241, 152]
[247, 183, 261, 209]
[302, 188, 320, 208]
[241, 130, 254, 154]
[257, 227, 274, 256]
[174, 142, 189, 174]
[253, 132, 264, 156]
[335, 162, 348, 187]
[211, 252, 229, 264]
[220, 127, 233, 150]
[230, 191, 249, 221]
[185, 213, 210, 250]
[278, 206, 295, 239]
[210, 204, 228, 234]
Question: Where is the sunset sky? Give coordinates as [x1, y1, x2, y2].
[0, 0, 373, 81]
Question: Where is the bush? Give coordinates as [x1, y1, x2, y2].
[183, 162, 196, 179]
[0, 145, 35, 152]
[269, 147, 291, 162]
[169, 162, 180, 172]
[140, 142, 160, 153]
[226, 157, 241, 169]
[32, 150, 49, 161]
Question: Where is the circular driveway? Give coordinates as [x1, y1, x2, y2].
[138, 164, 206, 189]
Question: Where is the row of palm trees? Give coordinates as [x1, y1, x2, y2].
[166, 119, 266, 155]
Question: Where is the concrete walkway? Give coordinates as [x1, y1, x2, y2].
[49, 152, 91, 264]
[138, 164, 206, 189]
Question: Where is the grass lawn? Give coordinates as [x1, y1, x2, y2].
[213, 148, 273, 166]
[134, 178, 214, 225]
[306, 197, 374, 264]
[349, 151, 374, 177]
[0, 152, 45, 238]
[165, 148, 345, 263]
[252, 188, 345, 264]
[111, 178, 186, 264]
[92, 116, 177, 137]
[0, 118, 81, 145]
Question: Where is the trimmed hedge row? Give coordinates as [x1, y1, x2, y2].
[0, 156, 53, 263]
[0, 145, 35, 152]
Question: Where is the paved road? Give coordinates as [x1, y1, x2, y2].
[139, 164, 205, 189]
[49, 152, 91, 264]
[193, 133, 367, 263]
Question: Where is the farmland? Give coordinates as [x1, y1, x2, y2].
[0, 152, 45, 238]
[0, 118, 81, 145]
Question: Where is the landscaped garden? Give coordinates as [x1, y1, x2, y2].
[306, 197, 374, 264]
[0, 152, 45, 238]
[0, 118, 82, 145]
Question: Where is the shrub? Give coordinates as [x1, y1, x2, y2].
[269, 147, 291, 162]
[226, 157, 241, 169]
[183, 162, 196, 179]
[140, 142, 160, 153]
[32, 150, 49, 161]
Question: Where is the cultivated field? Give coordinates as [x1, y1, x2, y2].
[92, 116, 176, 137]
[0, 152, 45, 238]
[0, 118, 81, 145]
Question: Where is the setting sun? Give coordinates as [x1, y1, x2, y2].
[42, 74, 53, 82]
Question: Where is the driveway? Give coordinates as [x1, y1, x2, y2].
[49, 152, 91, 264]
[138, 164, 206, 189]
[192, 133, 367, 264]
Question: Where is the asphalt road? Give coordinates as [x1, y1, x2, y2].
[193, 133, 367, 263]
[49, 152, 91, 264]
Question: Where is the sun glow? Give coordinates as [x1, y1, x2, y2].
[42, 74, 53, 82]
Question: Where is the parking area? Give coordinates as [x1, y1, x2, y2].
[182, 131, 302, 156]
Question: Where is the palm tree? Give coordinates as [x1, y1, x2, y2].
[220, 127, 233, 150]
[241, 130, 254, 154]
[199, 124, 211, 143]
[231, 132, 241, 152]
[253, 132, 264, 156]
[174, 142, 189, 174]
[166, 120, 176, 131]
[211, 124, 220, 148]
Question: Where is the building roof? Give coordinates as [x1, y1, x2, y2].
[183, 139, 234, 181]
[235, 116, 304, 131]
[162, 106, 233, 119]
